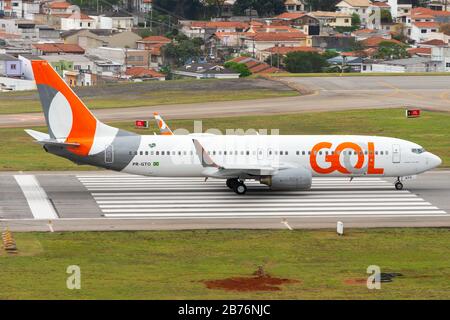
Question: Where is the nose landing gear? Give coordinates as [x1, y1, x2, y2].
[395, 178, 403, 190]
[226, 178, 247, 195]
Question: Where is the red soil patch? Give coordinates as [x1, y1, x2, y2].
[344, 278, 367, 285]
[204, 275, 299, 292]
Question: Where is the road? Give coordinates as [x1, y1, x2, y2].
[1, 76, 450, 128]
[1, 170, 448, 232]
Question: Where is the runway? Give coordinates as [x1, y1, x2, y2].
[1, 171, 449, 231]
[1, 76, 449, 128]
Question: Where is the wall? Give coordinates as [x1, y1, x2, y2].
[0, 76, 36, 90]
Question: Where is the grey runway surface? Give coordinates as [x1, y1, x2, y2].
[1, 76, 449, 128]
[0, 170, 449, 231]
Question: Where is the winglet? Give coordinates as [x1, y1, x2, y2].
[153, 112, 173, 135]
[192, 139, 221, 168]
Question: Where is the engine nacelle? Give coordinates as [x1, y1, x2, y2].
[260, 167, 312, 190]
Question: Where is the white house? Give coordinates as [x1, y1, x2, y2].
[431, 46, 450, 72]
[44, 1, 80, 15]
[94, 12, 135, 31]
[410, 21, 440, 43]
[0, 0, 40, 19]
[336, 0, 381, 29]
[60, 13, 96, 31]
[284, 0, 305, 12]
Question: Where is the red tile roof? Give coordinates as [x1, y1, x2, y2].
[67, 13, 93, 20]
[229, 56, 248, 63]
[264, 46, 319, 54]
[412, 7, 450, 17]
[372, 1, 390, 7]
[250, 32, 306, 41]
[407, 47, 432, 55]
[361, 36, 403, 47]
[125, 67, 165, 78]
[419, 39, 446, 46]
[49, 1, 72, 9]
[33, 43, 85, 54]
[274, 12, 306, 20]
[140, 35, 171, 43]
[413, 21, 439, 28]
[191, 21, 248, 29]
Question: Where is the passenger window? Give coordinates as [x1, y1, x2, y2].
[128, 151, 132, 156]
[296, 151, 299, 155]
[364, 151, 368, 155]
[213, 151, 216, 155]
[380, 151, 384, 155]
[280, 151, 284, 155]
[302, 151, 306, 155]
[178, 151, 181, 155]
[145, 151, 148, 155]
[285, 151, 288, 155]
[375, 151, 378, 155]
[134, 151, 138, 155]
[386, 151, 389, 155]
[308, 151, 311, 155]
[151, 151, 154, 155]
[319, 151, 322, 155]
[156, 151, 159, 155]
[161, 151, 165, 155]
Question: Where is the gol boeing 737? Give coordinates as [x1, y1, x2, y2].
[25, 60, 441, 194]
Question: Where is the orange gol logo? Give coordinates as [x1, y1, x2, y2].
[310, 142, 384, 175]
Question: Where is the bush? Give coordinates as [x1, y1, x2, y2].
[224, 61, 251, 77]
[284, 52, 329, 73]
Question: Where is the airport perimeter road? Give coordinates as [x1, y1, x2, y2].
[1, 170, 449, 232]
[1, 76, 449, 128]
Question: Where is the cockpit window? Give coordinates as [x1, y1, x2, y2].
[412, 148, 426, 154]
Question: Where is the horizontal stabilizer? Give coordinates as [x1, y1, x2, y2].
[24, 129, 79, 148]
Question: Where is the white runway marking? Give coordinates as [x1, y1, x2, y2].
[76, 176, 447, 219]
[14, 175, 59, 220]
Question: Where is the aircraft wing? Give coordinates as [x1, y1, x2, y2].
[25, 129, 80, 148]
[192, 139, 278, 178]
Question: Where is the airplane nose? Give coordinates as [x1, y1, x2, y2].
[428, 153, 442, 169]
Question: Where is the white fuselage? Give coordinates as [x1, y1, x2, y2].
[119, 135, 441, 178]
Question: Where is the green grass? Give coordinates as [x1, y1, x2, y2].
[0, 229, 449, 299]
[1, 108, 448, 171]
[0, 89, 297, 114]
[272, 72, 450, 77]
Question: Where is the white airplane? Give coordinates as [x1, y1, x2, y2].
[25, 60, 441, 194]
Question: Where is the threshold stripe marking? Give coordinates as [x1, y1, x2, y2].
[14, 175, 58, 220]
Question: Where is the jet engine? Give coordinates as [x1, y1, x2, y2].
[260, 167, 312, 190]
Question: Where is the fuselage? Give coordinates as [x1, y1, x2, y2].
[92, 134, 441, 178]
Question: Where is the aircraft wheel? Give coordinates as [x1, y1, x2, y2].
[234, 183, 247, 195]
[395, 181, 403, 190]
[226, 178, 238, 189]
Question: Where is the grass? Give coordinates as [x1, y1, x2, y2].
[0, 229, 449, 299]
[1, 108, 449, 171]
[0, 89, 297, 115]
[272, 72, 450, 77]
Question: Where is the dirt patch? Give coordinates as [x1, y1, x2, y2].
[204, 275, 299, 292]
[344, 278, 367, 285]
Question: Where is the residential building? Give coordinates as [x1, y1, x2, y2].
[336, 0, 381, 29]
[87, 46, 149, 68]
[0, 18, 38, 39]
[0, 53, 21, 76]
[92, 11, 136, 31]
[410, 21, 440, 43]
[327, 55, 363, 72]
[32, 43, 85, 55]
[86, 54, 122, 77]
[43, 1, 80, 15]
[258, 46, 320, 62]
[62, 29, 142, 49]
[271, 12, 320, 35]
[60, 12, 95, 31]
[362, 57, 441, 72]
[431, 46, 450, 72]
[228, 56, 281, 74]
[125, 66, 165, 81]
[311, 11, 353, 28]
[361, 36, 402, 48]
[311, 35, 355, 51]
[179, 20, 249, 39]
[243, 32, 308, 56]
[284, 0, 305, 12]
[0, 0, 40, 19]
[173, 62, 240, 79]
[39, 54, 94, 75]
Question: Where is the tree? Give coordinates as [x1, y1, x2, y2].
[163, 38, 203, 66]
[380, 9, 393, 23]
[224, 61, 251, 77]
[351, 13, 361, 28]
[322, 50, 340, 60]
[232, 0, 285, 17]
[153, 0, 204, 20]
[204, 0, 226, 17]
[284, 52, 329, 73]
[303, 0, 337, 11]
[373, 42, 409, 60]
[440, 23, 450, 36]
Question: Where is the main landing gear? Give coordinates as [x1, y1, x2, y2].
[395, 177, 403, 190]
[226, 178, 247, 195]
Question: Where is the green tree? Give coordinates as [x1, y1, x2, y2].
[303, 0, 337, 11]
[284, 52, 328, 73]
[380, 9, 393, 23]
[373, 41, 409, 60]
[322, 50, 339, 60]
[351, 13, 361, 28]
[232, 0, 285, 17]
[224, 61, 251, 77]
[163, 38, 203, 66]
[153, 0, 204, 20]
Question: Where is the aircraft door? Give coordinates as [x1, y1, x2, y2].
[392, 144, 401, 163]
[105, 144, 114, 164]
